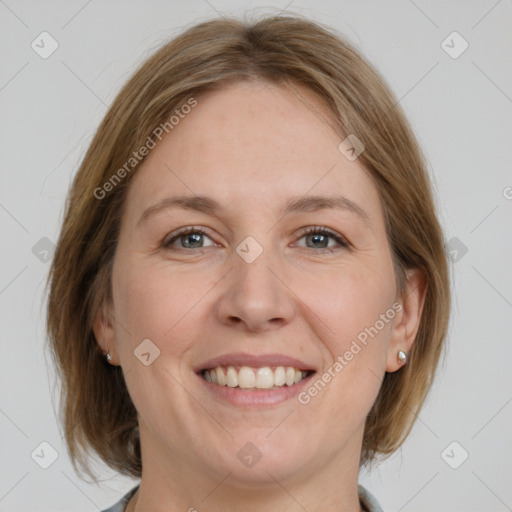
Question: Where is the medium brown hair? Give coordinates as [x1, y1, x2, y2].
[45, 13, 451, 480]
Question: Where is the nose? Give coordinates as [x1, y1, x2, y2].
[214, 244, 296, 333]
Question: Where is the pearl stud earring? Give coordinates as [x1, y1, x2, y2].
[397, 350, 407, 365]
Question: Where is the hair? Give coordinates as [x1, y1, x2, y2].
[45, 13, 451, 480]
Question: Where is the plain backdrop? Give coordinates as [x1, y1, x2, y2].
[1, 1, 511, 511]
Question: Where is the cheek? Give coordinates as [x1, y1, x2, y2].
[112, 259, 214, 358]
[111, 262, 210, 425]
[297, 312, 391, 441]
[293, 261, 395, 415]
[295, 259, 396, 351]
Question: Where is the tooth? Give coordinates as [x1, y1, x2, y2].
[285, 367, 295, 386]
[216, 367, 226, 386]
[274, 366, 286, 386]
[238, 366, 256, 388]
[204, 365, 309, 388]
[255, 367, 274, 389]
[226, 366, 238, 387]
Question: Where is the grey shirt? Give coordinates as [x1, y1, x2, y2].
[101, 484, 384, 511]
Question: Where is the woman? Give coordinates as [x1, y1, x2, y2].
[46, 14, 451, 512]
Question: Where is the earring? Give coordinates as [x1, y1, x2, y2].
[105, 351, 112, 363]
[397, 350, 407, 365]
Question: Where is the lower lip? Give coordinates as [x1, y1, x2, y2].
[196, 372, 316, 407]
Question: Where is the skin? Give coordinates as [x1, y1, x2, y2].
[94, 80, 426, 512]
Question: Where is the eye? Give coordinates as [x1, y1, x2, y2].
[162, 225, 349, 253]
[293, 226, 349, 254]
[163, 227, 216, 250]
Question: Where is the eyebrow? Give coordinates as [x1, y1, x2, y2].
[137, 194, 371, 226]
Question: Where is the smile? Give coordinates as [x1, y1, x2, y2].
[202, 365, 315, 390]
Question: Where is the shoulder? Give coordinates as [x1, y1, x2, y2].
[358, 484, 384, 512]
[101, 485, 140, 512]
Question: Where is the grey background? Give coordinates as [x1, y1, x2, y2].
[1, 0, 511, 511]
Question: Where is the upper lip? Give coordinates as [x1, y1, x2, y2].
[194, 352, 316, 373]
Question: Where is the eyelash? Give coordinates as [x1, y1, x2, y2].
[162, 226, 349, 254]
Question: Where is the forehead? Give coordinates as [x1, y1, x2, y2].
[124, 80, 382, 225]
[173, 80, 340, 165]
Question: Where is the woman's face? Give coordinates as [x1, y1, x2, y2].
[96, 80, 421, 487]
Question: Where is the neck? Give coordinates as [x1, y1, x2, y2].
[129, 433, 365, 512]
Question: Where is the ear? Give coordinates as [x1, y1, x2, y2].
[92, 300, 118, 365]
[386, 268, 427, 372]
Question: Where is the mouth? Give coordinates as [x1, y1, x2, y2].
[199, 365, 316, 391]
[194, 352, 317, 406]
